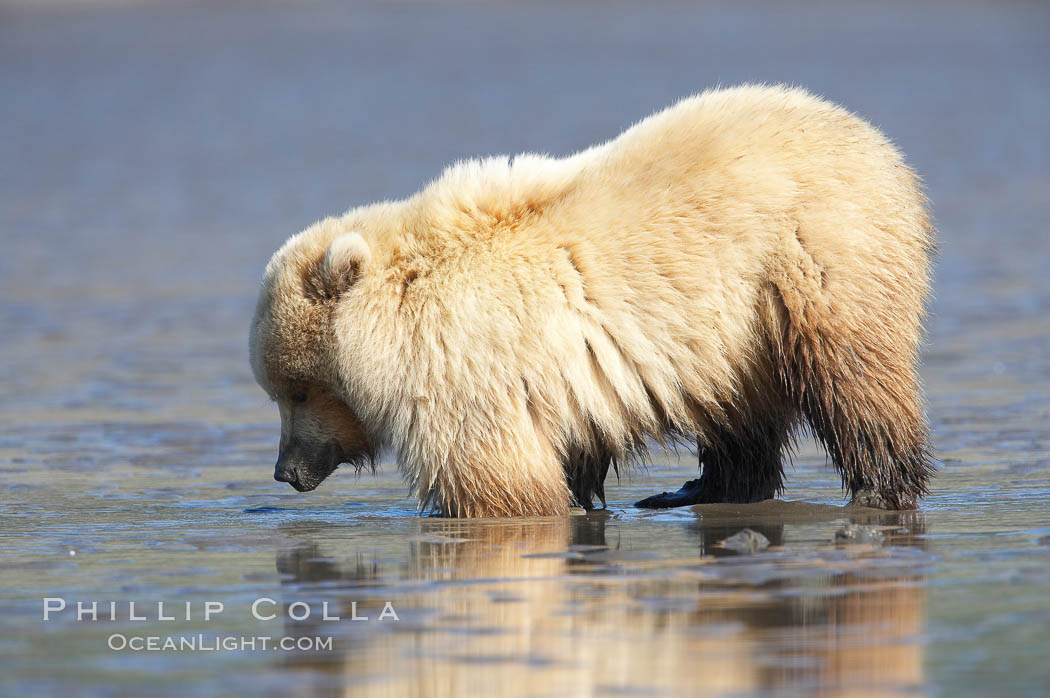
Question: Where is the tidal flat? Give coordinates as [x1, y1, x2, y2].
[2, 1, 1048, 696]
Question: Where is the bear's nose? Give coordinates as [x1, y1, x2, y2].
[274, 465, 299, 484]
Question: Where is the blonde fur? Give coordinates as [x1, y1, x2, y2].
[251, 84, 935, 516]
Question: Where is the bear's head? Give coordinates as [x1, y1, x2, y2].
[249, 220, 377, 491]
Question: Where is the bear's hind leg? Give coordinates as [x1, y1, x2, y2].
[786, 329, 935, 510]
[767, 260, 935, 509]
[801, 370, 933, 510]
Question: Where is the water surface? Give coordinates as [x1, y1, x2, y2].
[2, 1, 1048, 696]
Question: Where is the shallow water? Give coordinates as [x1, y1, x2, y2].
[2, 1, 1049, 696]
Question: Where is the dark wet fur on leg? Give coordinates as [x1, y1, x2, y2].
[564, 447, 614, 510]
[636, 417, 790, 509]
[766, 285, 934, 510]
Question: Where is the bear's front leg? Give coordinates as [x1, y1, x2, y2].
[417, 424, 571, 517]
[564, 448, 612, 510]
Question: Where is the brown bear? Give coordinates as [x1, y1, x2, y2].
[249, 84, 935, 517]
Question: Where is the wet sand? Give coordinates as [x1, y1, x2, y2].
[2, 1, 1049, 696]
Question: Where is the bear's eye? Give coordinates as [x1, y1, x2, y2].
[290, 389, 308, 404]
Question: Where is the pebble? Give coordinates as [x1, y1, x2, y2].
[720, 529, 770, 554]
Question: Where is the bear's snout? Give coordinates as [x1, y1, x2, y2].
[273, 440, 343, 492]
[273, 462, 299, 486]
[274, 447, 311, 491]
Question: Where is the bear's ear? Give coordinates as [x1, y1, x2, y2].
[304, 232, 371, 301]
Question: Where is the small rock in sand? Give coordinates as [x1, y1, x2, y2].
[719, 529, 770, 554]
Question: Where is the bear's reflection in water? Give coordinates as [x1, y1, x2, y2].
[273, 506, 925, 697]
